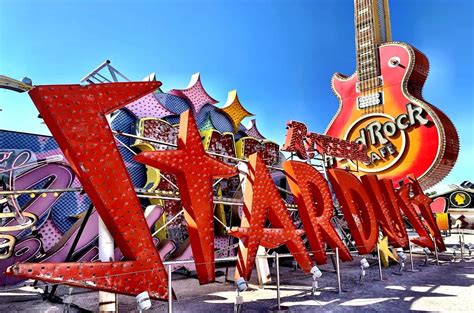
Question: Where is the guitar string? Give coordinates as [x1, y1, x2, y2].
[360, 0, 370, 115]
[370, 0, 381, 114]
[373, 0, 384, 115]
[366, 0, 375, 114]
[355, 0, 365, 114]
[367, 0, 378, 115]
[363, 0, 369, 114]
[361, 0, 371, 115]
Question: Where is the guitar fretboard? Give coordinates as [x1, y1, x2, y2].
[354, 0, 391, 91]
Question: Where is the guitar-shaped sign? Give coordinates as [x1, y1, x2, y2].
[325, 0, 459, 189]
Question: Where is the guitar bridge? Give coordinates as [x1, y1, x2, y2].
[357, 91, 384, 109]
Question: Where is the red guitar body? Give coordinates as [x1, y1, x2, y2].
[325, 42, 459, 189]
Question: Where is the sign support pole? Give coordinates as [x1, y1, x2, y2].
[377, 244, 384, 281]
[98, 217, 117, 312]
[335, 248, 342, 294]
[269, 253, 289, 312]
[406, 243, 419, 272]
[168, 265, 173, 313]
[433, 238, 440, 266]
[276, 253, 281, 309]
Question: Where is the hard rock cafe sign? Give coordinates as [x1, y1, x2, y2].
[349, 103, 429, 168]
[283, 102, 439, 179]
[322, 0, 460, 189]
[287, 99, 459, 189]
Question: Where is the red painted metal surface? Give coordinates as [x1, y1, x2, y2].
[328, 169, 378, 255]
[361, 175, 409, 248]
[397, 179, 446, 251]
[282, 120, 368, 162]
[282, 121, 311, 159]
[396, 184, 434, 250]
[8, 82, 173, 300]
[410, 178, 446, 251]
[283, 161, 352, 264]
[135, 110, 238, 284]
[229, 153, 313, 281]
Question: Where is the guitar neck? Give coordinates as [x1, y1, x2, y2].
[354, 0, 392, 87]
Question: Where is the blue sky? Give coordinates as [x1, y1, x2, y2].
[1, 0, 472, 187]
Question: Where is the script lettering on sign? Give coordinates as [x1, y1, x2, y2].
[282, 120, 369, 163]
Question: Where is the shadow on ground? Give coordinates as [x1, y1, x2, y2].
[1, 245, 473, 312]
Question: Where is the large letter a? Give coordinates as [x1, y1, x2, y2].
[230, 153, 313, 281]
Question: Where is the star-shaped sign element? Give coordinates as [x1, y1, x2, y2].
[199, 112, 217, 131]
[168, 73, 218, 114]
[378, 236, 398, 267]
[229, 153, 313, 281]
[220, 90, 254, 132]
[135, 109, 237, 284]
[126, 92, 174, 118]
[245, 119, 266, 140]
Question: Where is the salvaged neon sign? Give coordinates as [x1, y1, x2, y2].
[7, 83, 445, 301]
[284, 104, 433, 168]
[282, 120, 370, 163]
[354, 104, 429, 147]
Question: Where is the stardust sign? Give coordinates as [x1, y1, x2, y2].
[7, 82, 446, 300]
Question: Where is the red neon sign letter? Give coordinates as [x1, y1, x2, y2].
[9, 83, 171, 300]
[328, 169, 378, 254]
[284, 160, 352, 264]
[230, 154, 313, 280]
[135, 110, 238, 284]
[361, 175, 409, 247]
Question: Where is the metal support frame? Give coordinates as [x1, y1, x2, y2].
[406, 243, 418, 272]
[46, 204, 94, 302]
[268, 253, 289, 312]
[164, 256, 238, 313]
[168, 264, 173, 313]
[409, 244, 414, 271]
[376, 243, 384, 281]
[433, 238, 440, 266]
[80, 60, 131, 84]
[335, 248, 342, 293]
[276, 253, 281, 309]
